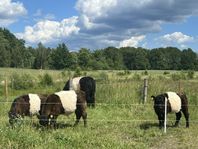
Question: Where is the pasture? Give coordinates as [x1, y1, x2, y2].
[0, 68, 198, 148]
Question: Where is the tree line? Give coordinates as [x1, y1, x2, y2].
[0, 28, 198, 70]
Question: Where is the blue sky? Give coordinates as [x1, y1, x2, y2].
[0, 0, 198, 51]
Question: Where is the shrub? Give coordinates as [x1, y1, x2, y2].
[73, 67, 82, 77]
[117, 70, 130, 76]
[163, 71, 170, 75]
[142, 70, 148, 75]
[10, 73, 34, 90]
[39, 73, 54, 87]
[187, 70, 194, 79]
[171, 72, 186, 81]
[133, 73, 141, 81]
[97, 72, 109, 82]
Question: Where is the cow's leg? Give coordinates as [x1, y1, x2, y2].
[157, 113, 164, 129]
[182, 108, 189, 128]
[90, 92, 95, 108]
[85, 91, 91, 107]
[82, 111, 87, 127]
[175, 112, 182, 127]
[74, 108, 82, 127]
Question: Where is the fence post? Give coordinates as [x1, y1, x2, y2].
[4, 77, 8, 101]
[164, 97, 167, 133]
[143, 78, 148, 103]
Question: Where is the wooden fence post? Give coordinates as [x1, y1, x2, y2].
[143, 78, 148, 104]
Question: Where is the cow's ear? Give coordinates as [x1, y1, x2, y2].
[151, 96, 155, 100]
[164, 93, 168, 98]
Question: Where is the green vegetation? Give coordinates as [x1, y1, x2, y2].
[0, 69, 198, 148]
[0, 28, 198, 71]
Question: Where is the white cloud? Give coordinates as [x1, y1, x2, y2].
[16, 16, 80, 44]
[72, 0, 198, 49]
[76, 0, 198, 33]
[14, 0, 198, 50]
[0, 0, 27, 26]
[161, 32, 194, 44]
[119, 35, 146, 48]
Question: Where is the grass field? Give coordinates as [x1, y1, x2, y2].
[0, 68, 198, 148]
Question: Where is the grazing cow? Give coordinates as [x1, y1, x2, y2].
[39, 90, 87, 127]
[151, 92, 189, 128]
[8, 94, 48, 125]
[63, 76, 96, 108]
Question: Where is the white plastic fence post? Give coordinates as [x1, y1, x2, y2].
[164, 97, 167, 133]
[143, 78, 148, 104]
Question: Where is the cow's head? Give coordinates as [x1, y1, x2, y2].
[151, 93, 168, 112]
[39, 114, 55, 126]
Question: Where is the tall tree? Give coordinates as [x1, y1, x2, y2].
[0, 31, 11, 67]
[103, 47, 125, 69]
[33, 43, 50, 69]
[49, 43, 74, 69]
[78, 48, 92, 69]
[181, 48, 197, 70]
[121, 47, 150, 70]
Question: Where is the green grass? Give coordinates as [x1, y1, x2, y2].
[0, 68, 198, 148]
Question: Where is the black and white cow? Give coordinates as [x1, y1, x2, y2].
[39, 90, 87, 127]
[8, 94, 48, 125]
[63, 76, 96, 108]
[151, 91, 189, 128]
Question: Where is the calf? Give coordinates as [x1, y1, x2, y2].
[39, 90, 87, 127]
[151, 92, 189, 128]
[63, 76, 96, 108]
[8, 94, 48, 125]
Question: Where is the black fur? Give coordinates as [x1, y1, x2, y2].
[8, 94, 48, 125]
[63, 76, 96, 108]
[39, 90, 87, 128]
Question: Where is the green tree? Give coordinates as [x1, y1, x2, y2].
[121, 47, 150, 70]
[181, 48, 197, 70]
[103, 47, 125, 69]
[149, 48, 169, 70]
[78, 48, 92, 69]
[91, 49, 109, 70]
[33, 43, 50, 69]
[0, 31, 11, 67]
[165, 47, 181, 70]
[49, 43, 74, 69]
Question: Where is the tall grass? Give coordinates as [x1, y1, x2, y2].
[0, 68, 198, 148]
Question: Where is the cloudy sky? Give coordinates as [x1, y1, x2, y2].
[1, 0, 198, 51]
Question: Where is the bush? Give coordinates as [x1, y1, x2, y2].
[187, 70, 194, 79]
[39, 73, 54, 87]
[163, 71, 170, 75]
[133, 73, 141, 81]
[171, 72, 186, 81]
[10, 73, 34, 90]
[73, 67, 82, 77]
[142, 70, 148, 75]
[117, 70, 130, 76]
[97, 72, 109, 82]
